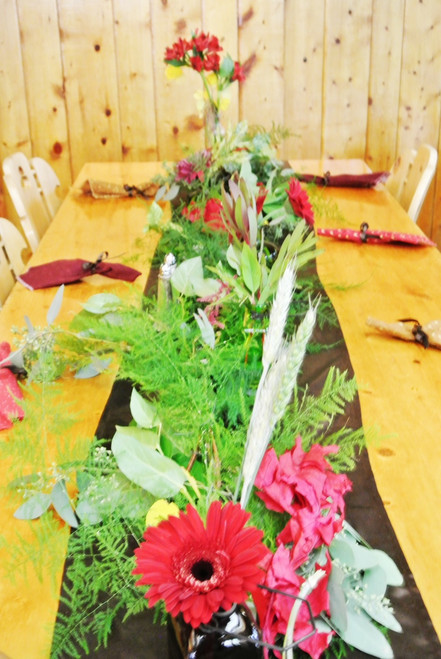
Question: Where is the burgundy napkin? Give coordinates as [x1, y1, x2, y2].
[317, 223, 436, 247]
[296, 171, 389, 188]
[0, 342, 24, 430]
[18, 255, 141, 290]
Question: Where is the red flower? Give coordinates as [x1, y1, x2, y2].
[287, 178, 314, 226]
[182, 202, 202, 223]
[203, 198, 226, 231]
[257, 545, 334, 659]
[232, 61, 246, 82]
[255, 438, 352, 556]
[164, 38, 191, 63]
[0, 342, 24, 430]
[133, 502, 269, 628]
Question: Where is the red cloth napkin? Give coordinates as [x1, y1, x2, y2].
[18, 257, 141, 290]
[296, 171, 389, 187]
[0, 342, 24, 430]
[317, 223, 436, 247]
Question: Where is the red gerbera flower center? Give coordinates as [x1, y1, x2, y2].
[174, 547, 230, 593]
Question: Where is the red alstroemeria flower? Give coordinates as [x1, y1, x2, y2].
[164, 37, 192, 63]
[257, 545, 334, 659]
[133, 501, 269, 629]
[182, 202, 202, 223]
[255, 438, 352, 553]
[232, 61, 246, 82]
[287, 178, 314, 226]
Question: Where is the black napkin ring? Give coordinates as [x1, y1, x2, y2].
[82, 251, 109, 272]
[399, 318, 429, 348]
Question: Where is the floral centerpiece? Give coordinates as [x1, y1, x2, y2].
[0, 31, 403, 659]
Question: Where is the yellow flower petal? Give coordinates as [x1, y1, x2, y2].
[205, 72, 217, 87]
[165, 64, 184, 80]
[219, 95, 231, 111]
[146, 499, 180, 527]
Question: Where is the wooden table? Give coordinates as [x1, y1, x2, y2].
[292, 159, 441, 644]
[1, 160, 441, 657]
[0, 162, 167, 659]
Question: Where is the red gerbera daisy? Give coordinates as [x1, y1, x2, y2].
[133, 501, 269, 628]
[287, 178, 315, 226]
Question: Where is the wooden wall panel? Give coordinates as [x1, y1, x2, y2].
[283, 0, 325, 159]
[238, 0, 285, 128]
[0, 0, 31, 161]
[322, 0, 372, 158]
[150, 0, 204, 161]
[17, 0, 71, 193]
[365, 0, 405, 171]
[203, 0, 239, 129]
[0, 0, 441, 243]
[57, 0, 122, 178]
[396, 0, 441, 238]
[113, 0, 158, 162]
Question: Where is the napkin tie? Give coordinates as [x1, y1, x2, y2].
[18, 252, 142, 290]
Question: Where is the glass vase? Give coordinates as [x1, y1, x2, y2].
[204, 104, 224, 147]
[168, 603, 263, 658]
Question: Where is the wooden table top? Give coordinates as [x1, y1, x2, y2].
[292, 159, 441, 644]
[1, 159, 440, 657]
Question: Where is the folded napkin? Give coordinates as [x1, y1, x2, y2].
[296, 171, 389, 187]
[82, 179, 159, 199]
[0, 342, 24, 430]
[18, 253, 141, 290]
[367, 317, 441, 350]
[317, 222, 436, 247]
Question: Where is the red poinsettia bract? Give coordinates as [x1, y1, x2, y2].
[133, 501, 269, 628]
[287, 178, 315, 227]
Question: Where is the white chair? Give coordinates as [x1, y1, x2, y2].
[0, 217, 27, 277]
[386, 144, 438, 223]
[30, 156, 62, 217]
[2, 152, 61, 251]
[0, 243, 16, 305]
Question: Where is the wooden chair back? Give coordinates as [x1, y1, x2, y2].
[2, 152, 55, 251]
[0, 217, 27, 277]
[386, 144, 438, 223]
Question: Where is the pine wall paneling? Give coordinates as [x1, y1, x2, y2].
[283, 0, 326, 160]
[0, 0, 441, 243]
[17, 0, 72, 195]
[113, 0, 158, 162]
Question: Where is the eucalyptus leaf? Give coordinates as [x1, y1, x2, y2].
[339, 608, 394, 659]
[82, 293, 122, 315]
[114, 424, 160, 449]
[112, 434, 186, 498]
[370, 549, 404, 586]
[146, 200, 163, 227]
[74, 357, 111, 379]
[171, 256, 220, 297]
[361, 595, 403, 633]
[362, 565, 388, 598]
[129, 388, 160, 429]
[329, 536, 355, 566]
[13, 492, 51, 520]
[24, 314, 35, 335]
[328, 563, 348, 632]
[163, 183, 180, 201]
[46, 285, 65, 325]
[171, 256, 204, 296]
[51, 480, 78, 528]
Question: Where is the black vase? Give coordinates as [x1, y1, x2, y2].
[168, 603, 263, 658]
